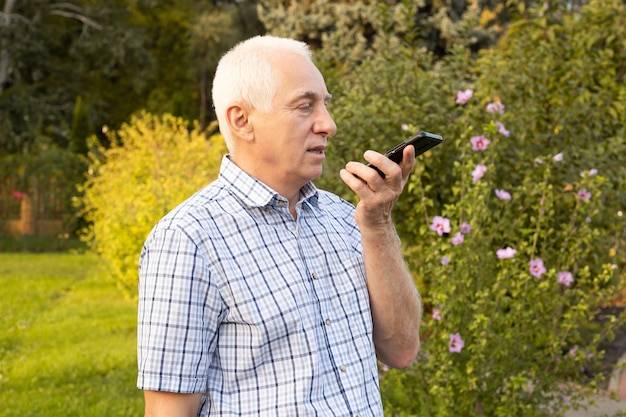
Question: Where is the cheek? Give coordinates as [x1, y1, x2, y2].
[255, 118, 308, 162]
[273, 127, 305, 155]
[256, 133, 293, 165]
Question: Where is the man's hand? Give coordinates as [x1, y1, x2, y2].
[339, 145, 416, 226]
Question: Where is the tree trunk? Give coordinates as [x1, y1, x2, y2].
[0, 0, 16, 95]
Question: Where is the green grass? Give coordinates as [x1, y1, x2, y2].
[0, 234, 87, 252]
[0, 252, 143, 417]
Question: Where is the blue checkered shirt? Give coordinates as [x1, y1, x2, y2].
[137, 156, 382, 416]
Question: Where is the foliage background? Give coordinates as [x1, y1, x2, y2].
[306, 1, 626, 414]
[1, 0, 625, 415]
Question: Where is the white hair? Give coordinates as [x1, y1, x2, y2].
[212, 36, 313, 150]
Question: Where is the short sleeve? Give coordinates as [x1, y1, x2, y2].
[137, 228, 221, 393]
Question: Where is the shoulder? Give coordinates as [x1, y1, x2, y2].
[144, 180, 231, 246]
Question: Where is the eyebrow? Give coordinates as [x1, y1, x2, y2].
[289, 91, 333, 105]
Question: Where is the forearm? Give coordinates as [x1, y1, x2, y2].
[362, 223, 421, 368]
[339, 144, 421, 367]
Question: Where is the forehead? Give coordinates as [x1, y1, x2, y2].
[270, 52, 330, 102]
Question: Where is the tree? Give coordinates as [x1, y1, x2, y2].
[69, 96, 92, 155]
[188, 1, 264, 128]
[257, 0, 593, 73]
[0, 0, 265, 154]
[0, 0, 156, 154]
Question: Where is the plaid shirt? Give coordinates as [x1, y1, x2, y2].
[137, 156, 382, 416]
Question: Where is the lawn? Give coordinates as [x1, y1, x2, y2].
[0, 252, 143, 417]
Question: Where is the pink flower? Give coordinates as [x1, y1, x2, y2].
[401, 123, 409, 131]
[470, 135, 491, 151]
[553, 153, 563, 162]
[449, 332, 465, 353]
[460, 222, 471, 234]
[486, 101, 505, 114]
[441, 255, 450, 266]
[433, 308, 443, 321]
[12, 190, 26, 199]
[495, 189, 512, 201]
[451, 232, 464, 246]
[558, 271, 574, 287]
[495, 121, 510, 137]
[529, 258, 547, 278]
[496, 247, 517, 259]
[577, 189, 591, 202]
[472, 164, 487, 182]
[430, 216, 451, 236]
[589, 169, 598, 177]
[456, 89, 474, 104]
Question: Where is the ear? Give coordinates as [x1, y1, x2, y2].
[225, 104, 254, 142]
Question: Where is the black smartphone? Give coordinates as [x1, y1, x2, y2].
[368, 131, 443, 178]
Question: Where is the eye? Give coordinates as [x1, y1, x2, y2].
[298, 102, 314, 112]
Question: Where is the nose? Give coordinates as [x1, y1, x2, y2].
[314, 105, 337, 138]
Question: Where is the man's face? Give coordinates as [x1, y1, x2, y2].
[247, 52, 337, 195]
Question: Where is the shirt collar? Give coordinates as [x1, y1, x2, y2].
[219, 155, 319, 209]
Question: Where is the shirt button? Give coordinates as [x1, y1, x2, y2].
[339, 364, 346, 372]
[325, 318, 331, 326]
[278, 200, 285, 207]
[311, 273, 318, 280]
[355, 414, 362, 417]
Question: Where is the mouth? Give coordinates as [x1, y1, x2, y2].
[307, 145, 326, 155]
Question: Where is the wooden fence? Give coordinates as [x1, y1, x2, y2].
[1, 180, 67, 237]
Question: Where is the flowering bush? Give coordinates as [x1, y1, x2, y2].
[313, 1, 624, 415]
[379, 92, 625, 416]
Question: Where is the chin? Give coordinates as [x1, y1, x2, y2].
[310, 168, 324, 181]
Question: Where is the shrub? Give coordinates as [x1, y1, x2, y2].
[315, 1, 625, 414]
[78, 112, 226, 296]
[380, 101, 625, 416]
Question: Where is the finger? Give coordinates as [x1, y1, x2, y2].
[363, 151, 403, 183]
[340, 168, 375, 199]
[341, 162, 382, 190]
[399, 145, 417, 181]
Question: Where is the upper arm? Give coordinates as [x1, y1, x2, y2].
[138, 228, 219, 395]
[144, 390, 202, 417]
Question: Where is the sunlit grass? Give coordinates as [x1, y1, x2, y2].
[0, 252, 142, 416]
